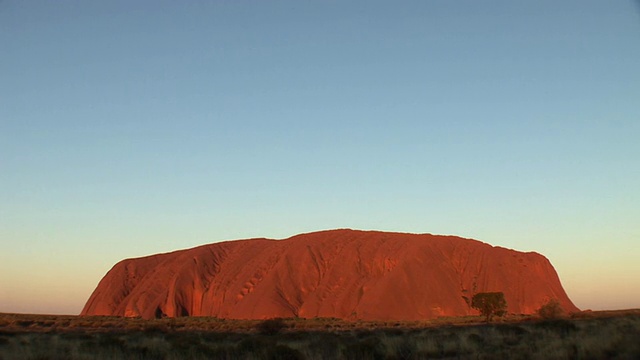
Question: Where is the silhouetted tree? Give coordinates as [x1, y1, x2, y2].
[537, 299, 566, 319]
[471, 292, 507, 322]
[256, 318, 287, 335]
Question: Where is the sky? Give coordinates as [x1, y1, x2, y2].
[1, 1, 639, 315]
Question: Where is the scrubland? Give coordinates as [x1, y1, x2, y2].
[1, 310, 639, 359]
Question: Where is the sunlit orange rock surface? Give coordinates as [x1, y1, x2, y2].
[82, 229, 578, 320]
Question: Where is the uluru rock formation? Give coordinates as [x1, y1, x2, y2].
[82, 229, 578, 320]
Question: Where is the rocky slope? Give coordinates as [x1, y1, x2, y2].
[81, 229, 578, 320]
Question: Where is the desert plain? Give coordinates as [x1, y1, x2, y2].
[1, 309, 640, 359]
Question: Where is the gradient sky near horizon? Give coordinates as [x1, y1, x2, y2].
[1, 1, 639, 315]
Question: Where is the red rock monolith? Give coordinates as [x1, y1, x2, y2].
[81, 229, 578, 320]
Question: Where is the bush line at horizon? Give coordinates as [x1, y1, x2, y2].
[0, 313, 553, 334]
[1, 313, 640, 359]
[1, 300, 633, 334]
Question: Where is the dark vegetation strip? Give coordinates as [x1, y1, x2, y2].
[0, 311, 639, 359]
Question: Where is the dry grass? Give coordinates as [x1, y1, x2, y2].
[1, 310, 639, 359]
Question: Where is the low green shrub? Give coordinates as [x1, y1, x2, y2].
[266, 344, 305, 360]
[256, 318, 287, 335]
[537, 299, 566, 320]
[535, 319, 577, 336]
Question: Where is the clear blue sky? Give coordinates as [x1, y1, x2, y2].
[1, 1, 639, 314]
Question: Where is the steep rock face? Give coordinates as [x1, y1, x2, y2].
[81, 229, 578, 320]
